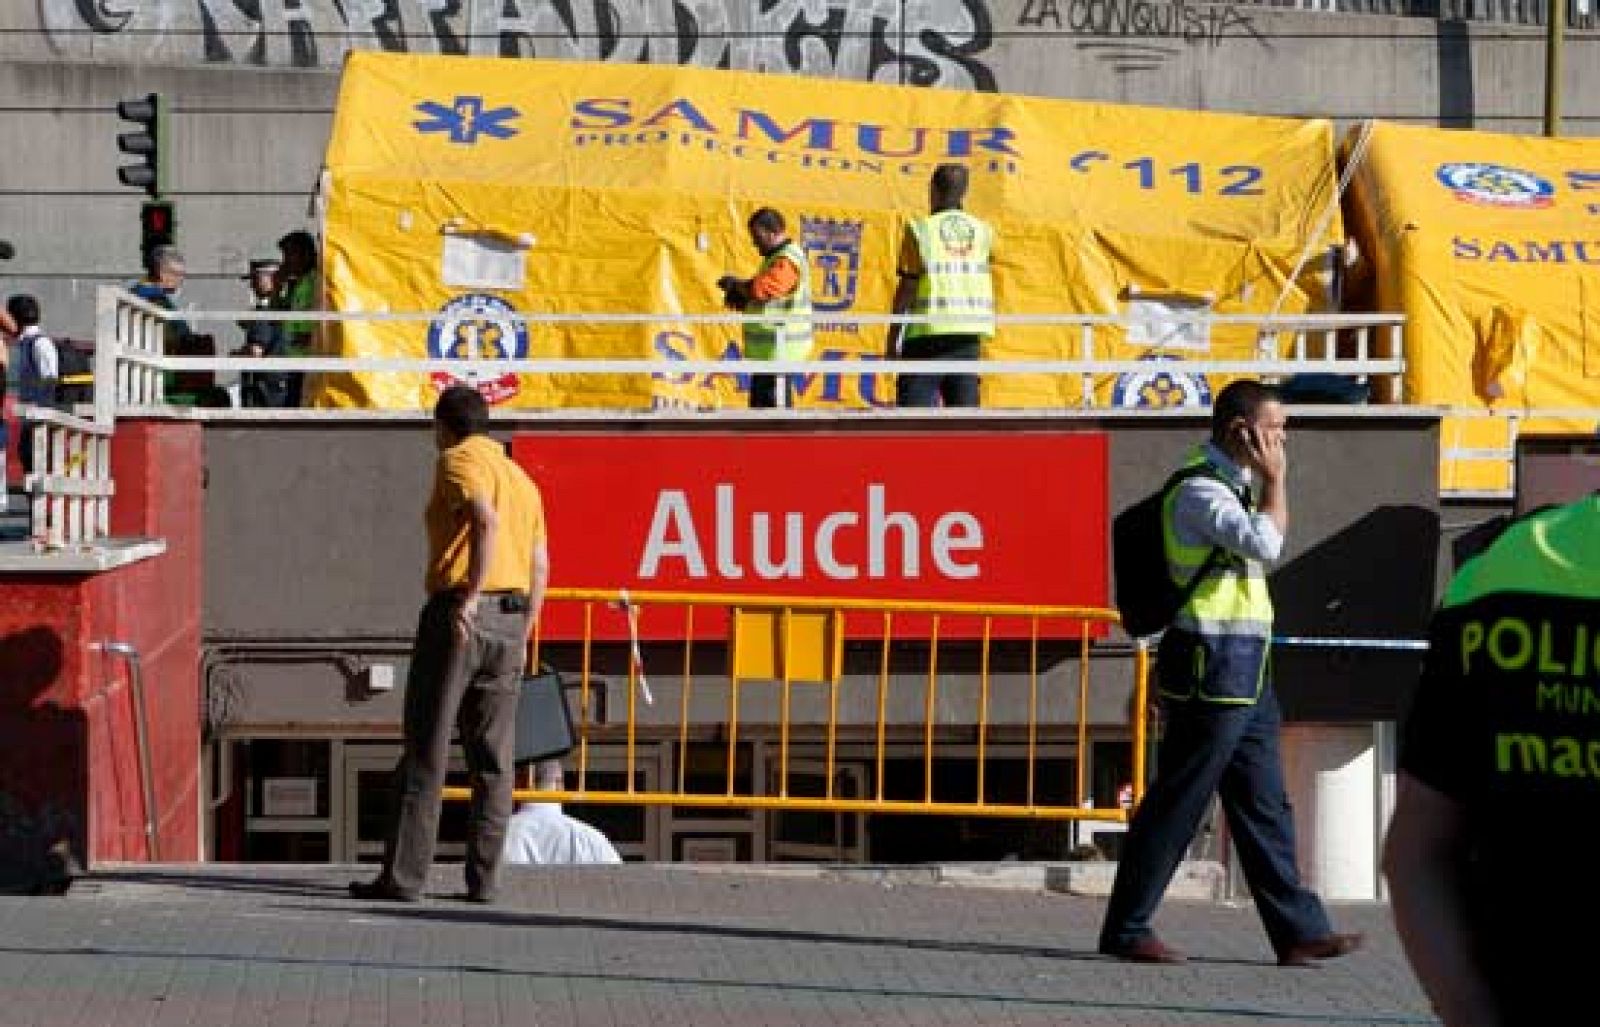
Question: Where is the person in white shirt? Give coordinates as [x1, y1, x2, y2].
[502, 759, 622, 865]
[7, 295, 57, 407]
[6, 295, 58, 477]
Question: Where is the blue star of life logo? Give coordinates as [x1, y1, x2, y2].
[413, 96, 520, 145]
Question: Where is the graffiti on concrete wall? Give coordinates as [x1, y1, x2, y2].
[1017, 0, 1265, 73]
[39, 0, 997, 90]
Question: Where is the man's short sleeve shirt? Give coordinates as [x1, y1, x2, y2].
[425, 434, 547, 594]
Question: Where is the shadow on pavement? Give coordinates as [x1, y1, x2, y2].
[87, 869, 351, 898]
[296, 901, 1279, 969]
[81, 872, 1311, 973]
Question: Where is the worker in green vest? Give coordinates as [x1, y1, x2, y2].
[275, 229, 320, 407]
[1385, 493, 1600, 1023]
[718, 208, 813, 409]
[888, 163, 995, 409]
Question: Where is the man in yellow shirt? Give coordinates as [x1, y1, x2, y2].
[352, 385, 549, 904]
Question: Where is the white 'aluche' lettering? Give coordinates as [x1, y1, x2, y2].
[635, 484, 985, 582]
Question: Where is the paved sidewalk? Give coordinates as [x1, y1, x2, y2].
[0, 864, 1433, 1026]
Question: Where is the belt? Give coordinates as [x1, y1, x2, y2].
[435, 589, 531, 612]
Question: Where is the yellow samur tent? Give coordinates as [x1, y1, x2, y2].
[1343, 120, 1600, 493]
[313, 52, 1343, 412]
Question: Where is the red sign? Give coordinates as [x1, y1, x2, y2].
[511, 432, 1108, 640]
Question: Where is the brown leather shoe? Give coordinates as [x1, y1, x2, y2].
[1099, 936, 1189, 964]
[1278, 932, 1364, 967]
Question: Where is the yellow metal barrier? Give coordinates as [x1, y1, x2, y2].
[444, 588, 1148, 823]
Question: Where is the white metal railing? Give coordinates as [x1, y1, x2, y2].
[5, 289, 127, 550]
[42, 289, 1408, 544]
[19, 405, 115, 550]
[103, 286, 167, 419]
[101, 288, 1407, 414]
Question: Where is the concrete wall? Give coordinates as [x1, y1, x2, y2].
[0, 59, 332, 344]
[199, 412, 1439, 738]
[0, 4, 1596, 341]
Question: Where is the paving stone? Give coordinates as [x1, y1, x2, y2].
[0, 863, 1436, 1026]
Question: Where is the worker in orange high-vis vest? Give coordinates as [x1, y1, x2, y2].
[718, 207, 813, 409]
[888, 163, 995, 409]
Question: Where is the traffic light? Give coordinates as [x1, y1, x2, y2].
[140, 200, 176, 260]
[116, 93, 167, 197]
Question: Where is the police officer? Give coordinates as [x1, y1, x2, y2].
[718, 208, 813, 409]
[1385, 494, 1600, 1024]
[888, 163, 994, 409]
[1098, 379, 1362, 966]
[235, 258, 288, 408]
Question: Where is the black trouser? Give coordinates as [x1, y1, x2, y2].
[17, 423, 35, 476]
[749, 372, 793, 409]
[381, 592, 529, 898]
[241, 372, 290, 408]
[1099, 685, 1333, 955]
[895, 334, 981, 408]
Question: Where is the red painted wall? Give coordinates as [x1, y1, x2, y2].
[0, 419, 201, 878]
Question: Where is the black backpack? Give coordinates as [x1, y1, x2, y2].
[1112, 465, 1228, 639]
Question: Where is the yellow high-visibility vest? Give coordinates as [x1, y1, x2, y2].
[743, 241, 813, 361]
[1160, 446, 1275, 704]
[905, 210, 995, 340]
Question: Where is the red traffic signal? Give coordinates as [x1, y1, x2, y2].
[141, 202, 171, 235]
[140, 200, 176, 260]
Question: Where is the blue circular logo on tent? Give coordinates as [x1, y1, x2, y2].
[427, 293, 529, 404]
[1112, 357, 1212, 409]
[1435, 163, 1555, 208]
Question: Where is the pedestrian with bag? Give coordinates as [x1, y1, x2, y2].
[351, 385, 550, 904]
[5, 295, 58, 476]
[1098, 379, 1363, 966]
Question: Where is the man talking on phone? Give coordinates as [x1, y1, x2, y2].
[1098, 379, 1363, 967]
